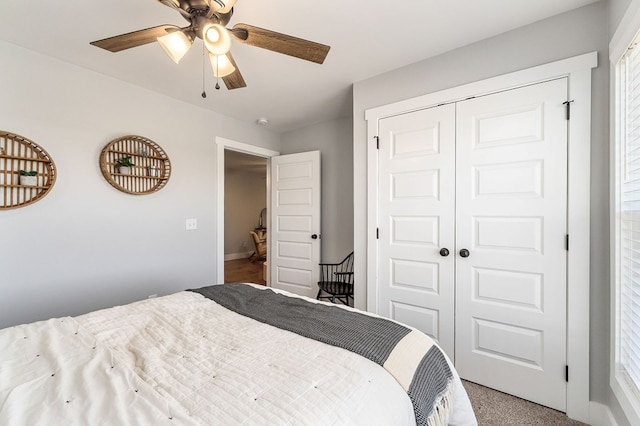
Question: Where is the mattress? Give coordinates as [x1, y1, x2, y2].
[0, 283, 477, 425]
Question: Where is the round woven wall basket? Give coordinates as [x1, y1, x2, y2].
[0, 131, 57, 210]
[99, 135, 171, 195]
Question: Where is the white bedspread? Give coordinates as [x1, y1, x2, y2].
[0, 288, 476, 425]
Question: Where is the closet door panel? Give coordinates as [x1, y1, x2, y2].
[454, 78, 568, 411]
[377, 104, 456, 358]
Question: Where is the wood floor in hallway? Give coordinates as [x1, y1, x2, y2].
[224, 257, 266, 286]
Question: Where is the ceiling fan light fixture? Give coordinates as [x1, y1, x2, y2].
[159, 0, 180, 8]
[203, 23, 232, 56]
[218, 0, 237, 13]
[205, 0, 236, 14]
[209, 53, 235, 77]
[157, 31, 192, 64]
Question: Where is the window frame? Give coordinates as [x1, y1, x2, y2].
[610, 2, 640, 423]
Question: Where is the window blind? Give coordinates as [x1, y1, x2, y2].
[619, 41, 640, 399]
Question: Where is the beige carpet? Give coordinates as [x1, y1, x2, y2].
[462, 380, 587, 426]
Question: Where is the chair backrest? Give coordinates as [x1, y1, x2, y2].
[319, 251, 354, 284]
[250, 231, 267, 257]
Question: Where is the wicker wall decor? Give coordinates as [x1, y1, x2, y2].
[0, 131, 57, 210]
[99, 135, 171, 195]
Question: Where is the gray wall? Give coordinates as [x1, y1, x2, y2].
[281, 116, 354, 263]
[610, 0, 632, 38]
[353, 0, 610, 408]
[0, 41, 280, 329]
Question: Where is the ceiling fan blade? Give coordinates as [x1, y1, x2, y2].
[231, 23, 330, 64]
[90, 25, 181, 52]
[222, 52, 246, 90]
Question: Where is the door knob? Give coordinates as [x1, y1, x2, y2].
[459, 249, 470, 258]
[439, 248, 450, 257]
[311, 234, 318, 240]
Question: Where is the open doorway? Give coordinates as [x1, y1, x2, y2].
[223, 149, 267, 285]
[215, 137, 279, 286]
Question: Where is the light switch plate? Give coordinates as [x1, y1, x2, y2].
[186, 218, 197, 230]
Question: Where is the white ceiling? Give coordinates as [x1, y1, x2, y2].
[0, 0, 599, 133]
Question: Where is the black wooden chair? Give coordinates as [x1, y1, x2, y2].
[316, 251, 354, 305]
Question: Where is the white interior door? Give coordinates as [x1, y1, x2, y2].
[270, 151, 321, 298]
[377, 104, 456, 358]
[374, 78, 569, 410]
[454, 78, 568, 410]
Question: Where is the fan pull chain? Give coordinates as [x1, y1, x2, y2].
[201, 42, 207, 98]
[215, 57, 221, 90]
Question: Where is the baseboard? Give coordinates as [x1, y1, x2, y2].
[589, 401, 618, 426]
[224, 251, 253, 261]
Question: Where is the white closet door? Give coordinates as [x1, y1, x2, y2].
[377, 104, 456, 358]
[454, 78, 568, 410]
[270, 151, 321, 298]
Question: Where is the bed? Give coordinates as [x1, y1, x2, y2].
[0, 283, 477, 425]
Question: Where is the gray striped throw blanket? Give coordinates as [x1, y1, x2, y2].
[189, 284, 454, 426]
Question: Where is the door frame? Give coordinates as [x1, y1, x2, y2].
[364, 52, 597, 423]
[215, 137, 280, 284]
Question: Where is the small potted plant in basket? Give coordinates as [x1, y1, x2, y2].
[115, 156, 135, 175]
[19, 170, 38, 186]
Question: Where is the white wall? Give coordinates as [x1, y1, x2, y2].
[281, 116, 354, 262]
[224, 167, 266, 257]
[353, 0, 610, 408]
[0, 41, 280, 329]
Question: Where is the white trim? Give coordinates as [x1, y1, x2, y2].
[365, 52, 597, 121]
[589, 401, 619, 426]
[224, 251, 253, 261]
[565, 65, 592, 423]
[610, 6, 640, 422]
[215, 137, 279, 285]
[366, 117, 379, 312]
[611, 372, 640, 426]
[216, 137, 280, 158]
[610, 0, 640, 64]
[365, 51, 596, 423]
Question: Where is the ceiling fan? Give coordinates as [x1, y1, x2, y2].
[90, 0, 331, 90]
